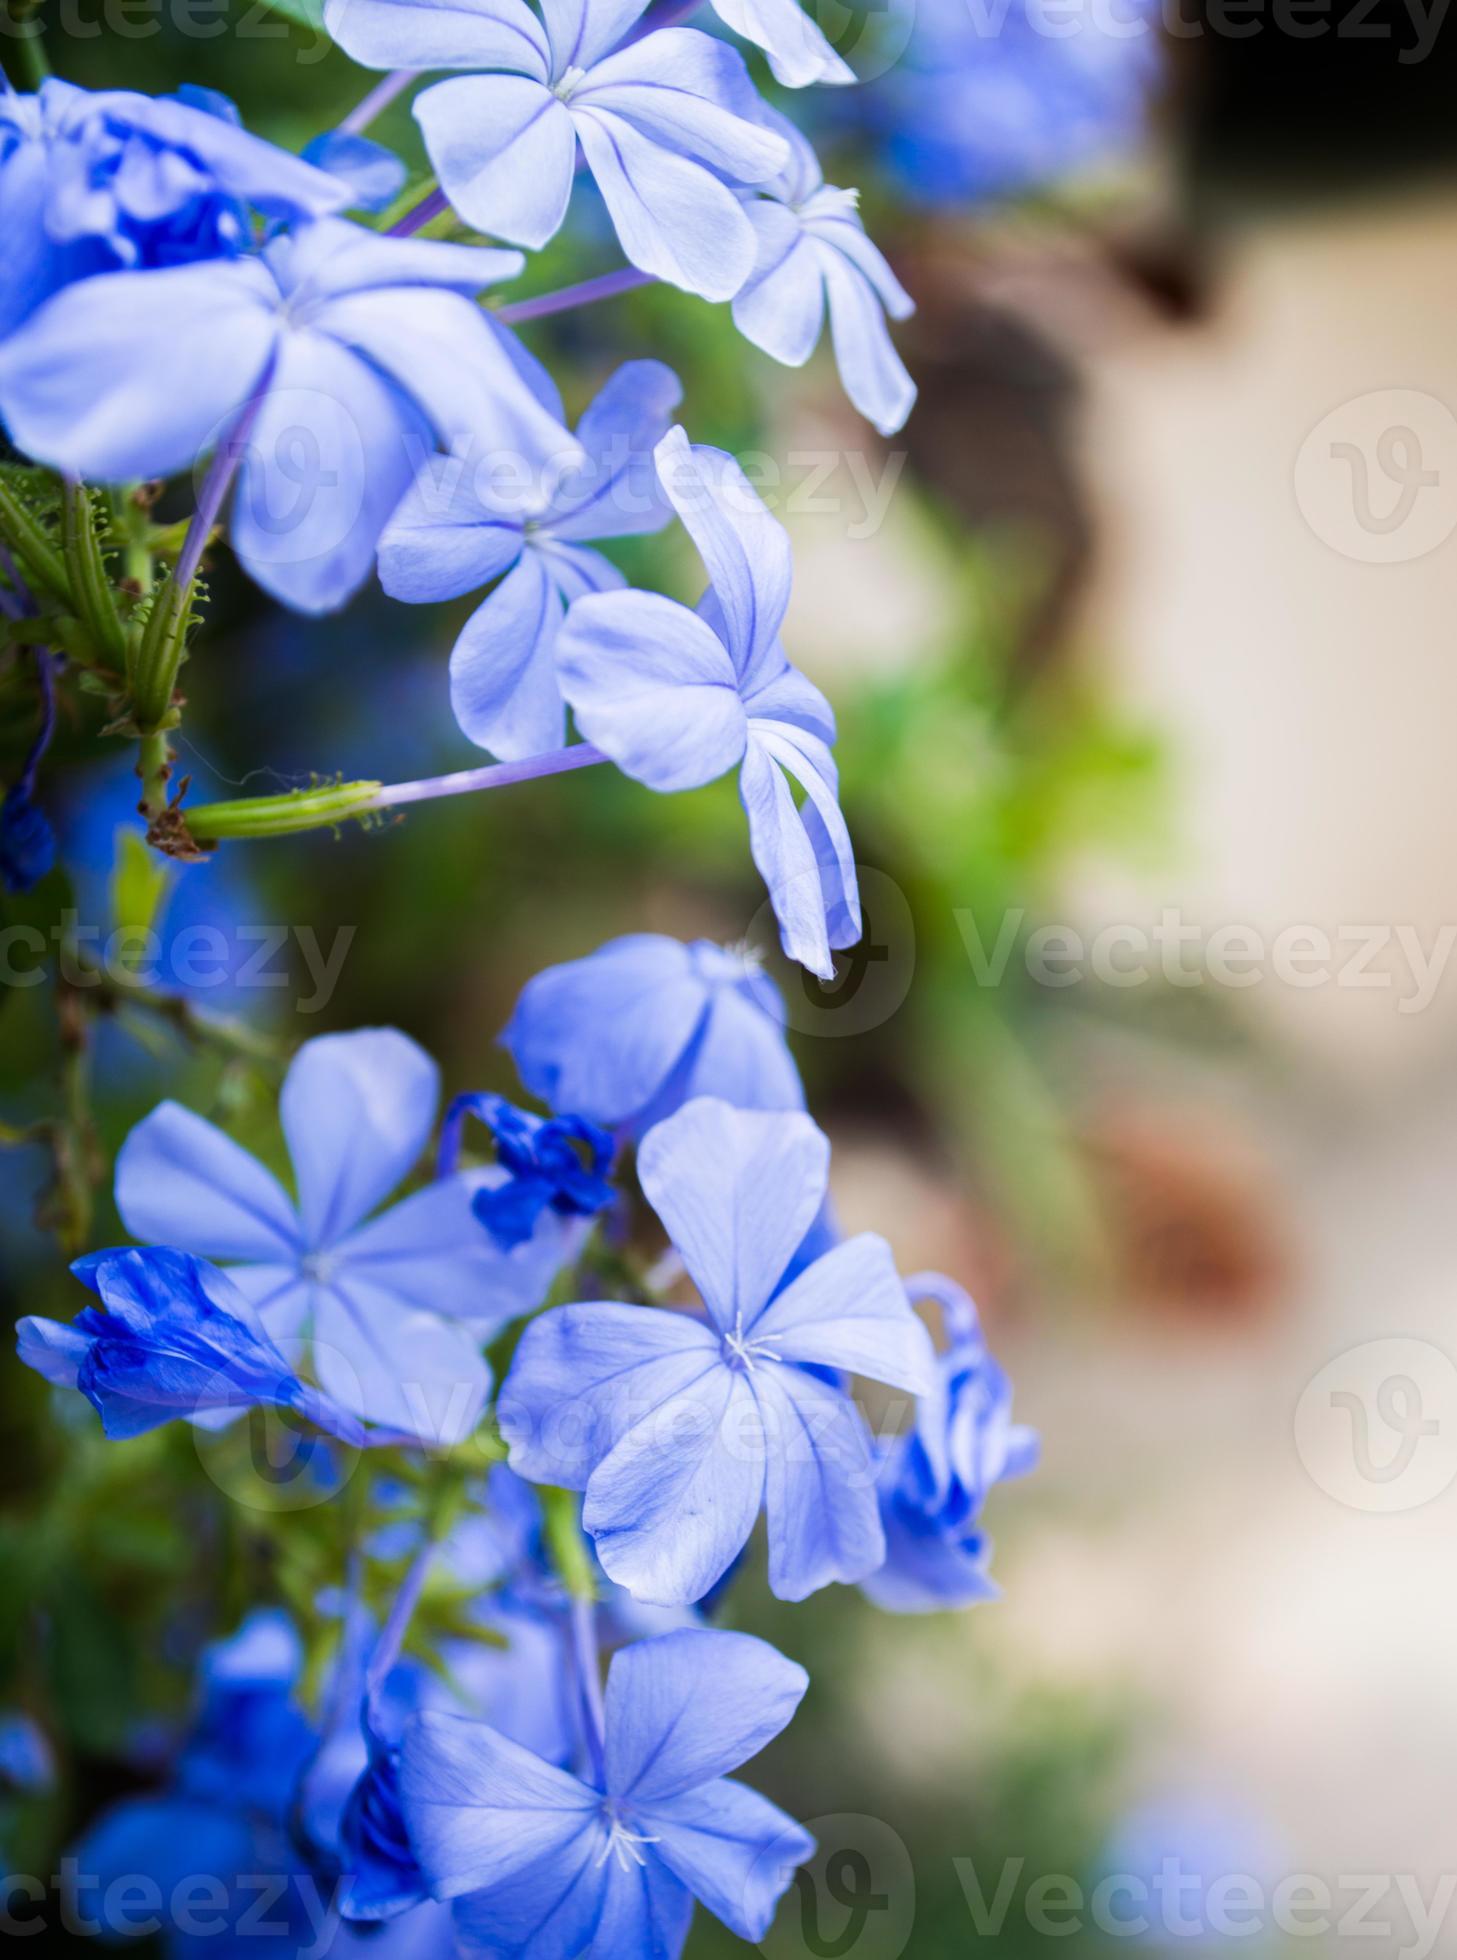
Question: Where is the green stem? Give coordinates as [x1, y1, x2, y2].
[181, 780, 386, 844]
[130, 574, 191, 732]
[542, 1487, 596, 1603]
[0, 478, 69, 603]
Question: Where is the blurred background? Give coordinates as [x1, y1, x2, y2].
[6, 1, 1457, 1951]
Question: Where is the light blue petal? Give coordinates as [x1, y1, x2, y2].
[230, 326, 427, 615]
[818, 248, 917, 437]
[752, 1235, 936, 1391]
[752, 719, 861, 949]
[280, 1027, 439, 1248]
[710, 0, 854, 85]
[741, 663, 836, 745]
[535, 538, 626, 602]
[450, 1828, 606, 1957]
[573, 105, 758, 302]
[450, 554, 568, 759]
[270, 218, 526, 302]
[498, 1301, 719, 1489]
[333, 1169, 568, 1336]
[732, 206, 825, 368]
[583, 1362, 763, 1604]
[378, 459, 525, 604]
[0, 258, 279, 482]
[415, 75, 576, 249]
[556, 588, 746, 793]
[541, 0, 651, 71]
[546, 360, 684, 544]
[576, 30, 790, 181]
[399, 1711, 598, 1898]
[804, 199, 915, 318]
[652, 427, 791, 690]
[301, 129, 407, 211]
[681, 979, 804, 1112]
[115, 1099, 300, 1261]
[324, 0, 552, 76]
[15, 1316, 90, 1389]
[502, 934, 708, 1127]
[313, 1279, 490, 1444]
[603, 1628, 808, 1800]
[644, 1777, 814, 1940]
[758, 1362, 885, 1599]
[636, 1097, 828, 1334]
[739, 728, 860, 980]
[130, 89, 355, 217]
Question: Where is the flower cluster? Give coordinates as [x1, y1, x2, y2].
[16, 933, 1034, 1956]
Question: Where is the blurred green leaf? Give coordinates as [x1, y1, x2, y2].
[108, 825, 171, 942]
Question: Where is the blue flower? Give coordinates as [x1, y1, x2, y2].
[379, 359, 682, 759]
[440, 1093, 615, 1252]
[0, 79, 355, 338]
[325, 0, 789, 299]
[111, 1029, 571, 1442]
[861, 1273, 1038, 1613]
[499, 1096, 935, 1605]
[734, 109, 916, 438]
[503, 932, 803, 1134]
[0, 1713, 52, 1794]
[707, 0, 854, 86]
[0, 784, 56, 893]
[558, 427, 861, 979]
[16, 1245, 367, 1445]
[0, 219, 576, 614]
[399, 1626, 813, 1957]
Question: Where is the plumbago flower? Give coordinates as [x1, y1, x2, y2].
[438, 1092, 616, 1250]
[379, 359, 682, 759]
[325, 0, 790, 299]
[111, 1029, 572, 1442]
[863, 1274, 1039, 1613]
[499, 1096, 936, 1604]
[16, 1246, 366, 1445]
[0, 78, 357, 339]
[734, 109, 917, 438]
[399, 1628, 813, 1957]
[0, 219, 576, 612]
[559, 427, 860, 980]
[503, 932, 804, 1134]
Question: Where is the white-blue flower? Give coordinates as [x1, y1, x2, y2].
[733, 109, 916, 437]
[378, 359, 682, 760]
[324, 0, 790, 300]
[498, 1097, 936, 1605]
[113, 1028, 572, 1443]
[557, 424, 861, 979]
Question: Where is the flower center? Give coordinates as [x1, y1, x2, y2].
[721, 1313, 781, 1374]
[553, 65, 589, 101]
[300, 1249, 337, 1286]
[595, 1806, 661, 1873]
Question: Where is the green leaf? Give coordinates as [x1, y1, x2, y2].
[109, 825, 171, 941]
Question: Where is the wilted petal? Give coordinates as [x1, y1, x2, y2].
[635, 1098, 828, 1334]
[603, 1629, 807, 1800]
[556, 588, 747, 793]
[115, 1100, 299, 1261]
[415, 75, 576, 250]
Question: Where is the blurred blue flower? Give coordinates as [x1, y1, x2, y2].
[379, 359, 682, 759]
[735, 109, 916, 437]
[440, 1093, 615, 1252]
[113, 1029, 573, 1442]
[500, 1097, 935, 1605]
[400, 1627, 813, 1956]
[0, 784, 56, 893]
[558, 427, 861, 979]
[0, 220, 572, 615]
[503, 933, 803, 1136]
[0, 1713, 53, 1793]
[861, 1273, 1038, 1613]
[16, 1245, 366, 1445]
[0, 79, 354, 338]
[325, 0, 788, 300]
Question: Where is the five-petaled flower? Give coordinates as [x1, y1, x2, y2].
[110, 1028, 572, 1443]
[558, 426, 862, 980]
[499, 1096, 936, 1605]
[379, 359, 682, 759]
[400, 1627, 813, 1958]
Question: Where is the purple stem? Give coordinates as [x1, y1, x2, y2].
[569, 1596, 607, 1786]
[388, 186, 450, 238]
[366, 1538, 435, 1701]
[372, 742, 607, 811]
[339, 68, 416, 135]
[175, 385, 269, 592]
[497, 266, 656, 325]
[18, 646, 58, 796]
